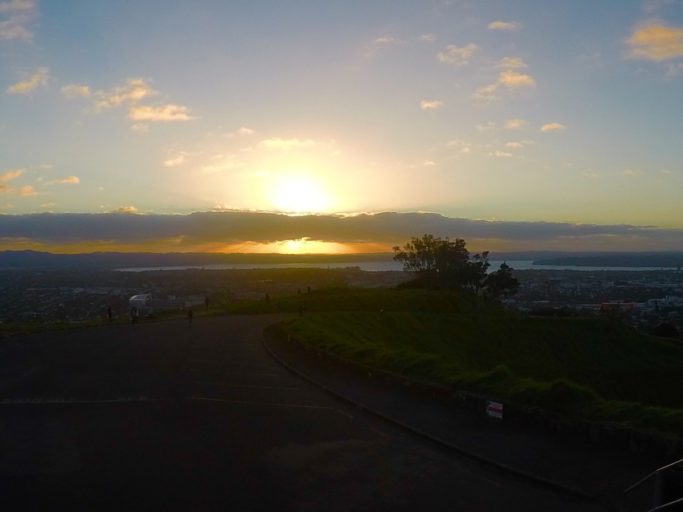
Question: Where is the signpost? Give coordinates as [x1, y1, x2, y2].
[486, 400, 504, 420]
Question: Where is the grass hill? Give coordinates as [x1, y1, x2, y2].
[253, 288, 683, 435]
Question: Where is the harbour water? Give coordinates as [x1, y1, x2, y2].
[116, 260, 679, 273]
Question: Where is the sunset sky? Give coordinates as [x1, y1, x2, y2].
[1, 0, 683, 253]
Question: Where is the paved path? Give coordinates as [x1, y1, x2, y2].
[0, 316, 602, 511]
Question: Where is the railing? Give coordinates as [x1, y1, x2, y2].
[623, 459, 683, 511]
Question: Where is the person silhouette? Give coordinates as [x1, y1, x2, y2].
[188, 309, 193, 326]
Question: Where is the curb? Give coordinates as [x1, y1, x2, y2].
[262, 332, 603, 507]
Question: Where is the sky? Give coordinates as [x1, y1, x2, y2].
[1, 0, 683, 253]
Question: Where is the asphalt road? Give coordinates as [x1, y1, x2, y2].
[0, 316, 603, 511]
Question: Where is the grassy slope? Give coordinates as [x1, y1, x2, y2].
[265, 288, 683, 434]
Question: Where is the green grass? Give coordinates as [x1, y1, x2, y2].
[268, 289, 683, 435]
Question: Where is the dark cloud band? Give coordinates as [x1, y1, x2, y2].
[1, 211, 682, 248]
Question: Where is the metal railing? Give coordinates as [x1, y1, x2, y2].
[623, 459, 683, 511]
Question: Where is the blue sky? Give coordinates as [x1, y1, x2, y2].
[1, 0, 683, 251]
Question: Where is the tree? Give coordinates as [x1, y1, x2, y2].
[393, 234, 489, 290]
[484, 262, 519, 299]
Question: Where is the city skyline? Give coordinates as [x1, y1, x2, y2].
[2, 0, 683, 252]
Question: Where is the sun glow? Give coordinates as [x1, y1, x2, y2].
[270, 174, 331, 213]
[221, 238, 361, 254]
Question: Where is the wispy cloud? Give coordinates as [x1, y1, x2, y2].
[128, 104, 192, 122]
[505, 118, 528, 130]
[0, 169, 23, 194]
[498, 69, 536, 88]
[94, 78, 157, 111]
[225, 126, 255, 137]
[541, 122, 567, 132]
[163, 151, 189, 168]
[474, 66, 535, 101]
[0, 0, 35, 41]
[46, 176, 80, 185]
[261, 138, 315, 150]
[417, 33, 436, 43]
[505, 141, 524, 149]
[363, 35, 398, 57]
[436, 43, 478, 65]
[0, 168, 23, 182]
[130, 123, 149, 133]
[473, 83, 500, 101]
[420, 99, 444, 110]
[18, 185, 37, 197]
[446, 139, 473, 154]
[61, 84, 91, 98]
[623, 168, 643, 177]
[497, 57, 528, 69]
[627, 23, 683, 61]
[6, 67, 48, 95]
[642, 0, 678, 13]
[488, 21, 521, 31]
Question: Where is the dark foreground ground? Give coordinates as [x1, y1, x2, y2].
[0, 316, 602, 511]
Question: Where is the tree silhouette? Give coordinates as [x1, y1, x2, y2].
[393, 234, 490, 290]
[484, 262, 519, 299]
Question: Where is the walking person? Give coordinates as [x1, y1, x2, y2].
[107, 305, 113, 323]
[187, 308, 193, 326]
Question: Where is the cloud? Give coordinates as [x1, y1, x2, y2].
[623, 168, 643, 177]
[628, 23, 683, 61]
[363, 36, 398, 57]
[446, 139, 473, 154]
[473, 83, 500, 101]
[488, 21, 521, 31]
[225, 126, 255, 137]
[374, 36, 395, 45]
[474, 69, 535, 101]
[492, 150, 513, 158]
[128, 104, 192, 122]
[642, 0, 678, 13]
[497, 57, 528, 69]
[420, 99, 444, 110]
[417, 33, 436, 43]
[3, 211, 683, 251]
[505, 141, 524, 149]
[505, 118, 528, 130]
[541, 122, 567, 132]
[238, 126, 255, 135]
[436, 43, 478, 65]
[94, 78, 157, 111]
[498, 69, 536, 88]
[0, 168, 23, 181]
[0, 0, 35, 41]
[130, 123, 149, 133]
[164, 151, 188, 168]
[18, 185, 36, 196]
[6, 67, 48, 95]
[261, 138, 315, 150]
[0, 0, 34, 12]
[47, 176, 80, 185]
[61, 84, 91, 98]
